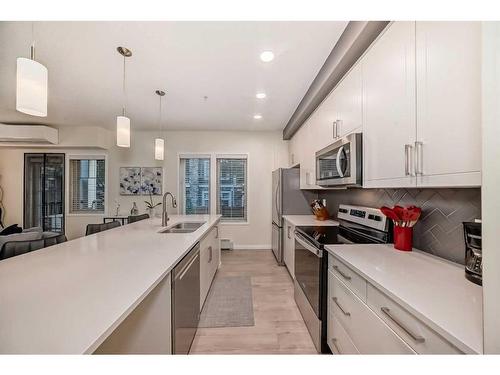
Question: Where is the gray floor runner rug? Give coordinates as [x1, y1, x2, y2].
[198, 276, 255, 328]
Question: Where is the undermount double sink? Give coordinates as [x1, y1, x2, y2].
[159, 221, 206, 234]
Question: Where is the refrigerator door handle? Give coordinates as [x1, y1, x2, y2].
[275, 177, 281, 219]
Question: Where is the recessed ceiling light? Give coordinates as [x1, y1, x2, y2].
[256, 92, 266, 99]
[260, 51, 274, 62]
[253, 114, 263, 120]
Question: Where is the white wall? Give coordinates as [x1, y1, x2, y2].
[481, 21, 500, 354]
[0, 128, 288, 248]
[0, 146, 108, 240]
[160, 130, 288, 249]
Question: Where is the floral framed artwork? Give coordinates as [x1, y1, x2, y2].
[119, 167, 141, 195]
[140, 167, 163, 195]
[119, 167, 163, 196]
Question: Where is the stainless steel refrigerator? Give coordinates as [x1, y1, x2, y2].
[272, 168, 316, 265]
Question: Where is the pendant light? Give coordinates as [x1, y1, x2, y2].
[16, 22, 48, 117]
[116, 46, 132, 147]
[154, 90, 165, 161]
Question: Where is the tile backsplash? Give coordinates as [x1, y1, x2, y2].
[318, 188, 481, 264]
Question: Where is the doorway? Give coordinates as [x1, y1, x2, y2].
[24, 153, 65, 233]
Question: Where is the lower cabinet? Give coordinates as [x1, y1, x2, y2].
[327, 253, 462, 354]
[327, 311, 359, 354]
[200, 225, 221, 309]
[328, 270, 415, 354]
[283, 220, 295, 279]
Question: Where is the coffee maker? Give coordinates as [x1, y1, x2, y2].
[463, 222, 482, 286]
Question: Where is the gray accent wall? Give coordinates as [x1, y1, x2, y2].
[318, 188, 481, 264]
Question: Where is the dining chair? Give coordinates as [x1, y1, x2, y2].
[127, 214, 150, 224]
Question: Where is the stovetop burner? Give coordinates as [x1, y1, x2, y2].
[295, 204, 392, 249]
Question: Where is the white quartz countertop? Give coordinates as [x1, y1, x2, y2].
[0, 214, 221, 354]
[325, 244, 483, 354]
[282, 215, 339, 227]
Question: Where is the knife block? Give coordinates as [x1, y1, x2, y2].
[313, 207, 330, 221]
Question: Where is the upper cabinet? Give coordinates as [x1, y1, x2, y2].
[309, 62, 363, 150]
[415, 22, 482, 187]
[362, 21, 417, 188]
[289, 21, 482, 190]
[333, 62, 363, 139]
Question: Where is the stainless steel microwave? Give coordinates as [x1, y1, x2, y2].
[315, 133, 362, 187]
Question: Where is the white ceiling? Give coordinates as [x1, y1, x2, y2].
[0, 21, 347, 131]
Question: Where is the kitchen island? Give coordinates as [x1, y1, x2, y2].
[0, 215, 221, 354]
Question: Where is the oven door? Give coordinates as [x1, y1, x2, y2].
[316, 133, 362, 187]
[294, 232, 322, 317]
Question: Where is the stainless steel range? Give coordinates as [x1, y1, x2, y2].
[293, 204, 391, 353]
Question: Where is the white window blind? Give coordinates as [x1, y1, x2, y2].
[180, 158, 210, 214]
[216, 158, 247, 221]
[69, 159, 105, 213]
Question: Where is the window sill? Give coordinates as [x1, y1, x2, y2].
[219, 220, 249, 226]
[67, 212, 105, 217]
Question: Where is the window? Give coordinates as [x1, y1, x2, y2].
[69, 158, 105, 213]
[180, 157, 210, 214]
[217, 158, 247, 222]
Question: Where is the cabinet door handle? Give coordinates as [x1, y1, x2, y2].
[215, 226, 219, 239]
[415, 141, 423, 176]
[404, 144, 414, 176]
[208, 246, 213, 263]
[333, 265, 351, 281]
[332, 121, 337, 139]
[287, 226, 291, 239]
[332, 297, 351, 316]
[330, 338, 341, 353]
[336, 119, 342, 138]
[380, 307, 425, 343]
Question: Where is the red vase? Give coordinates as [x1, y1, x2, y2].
[393, 226, 413, 251]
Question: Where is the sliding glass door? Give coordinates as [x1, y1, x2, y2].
[24, 153, 65, 233]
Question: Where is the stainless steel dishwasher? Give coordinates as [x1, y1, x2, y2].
[172, 243, 200, 354]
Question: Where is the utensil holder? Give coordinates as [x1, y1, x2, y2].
[393, 226, 413, 251]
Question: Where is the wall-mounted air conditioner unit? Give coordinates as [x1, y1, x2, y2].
[0, 123, 58, 144]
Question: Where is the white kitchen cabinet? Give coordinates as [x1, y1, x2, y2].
[362, 21, 417, 188]
[366, 284, 462, 354]
[290, 118, 324, 190]
[327, 252, 467, 354]
[307, 90, 340, 151]
[328, 271, 415, 354]
[331, 62, 363, 139]
[308, 62, 362, 147]
[328, 312, 359, 354]
[283, 219, 296, 279]
[200, 225, 220, 309]
[415, 21, 482, 187]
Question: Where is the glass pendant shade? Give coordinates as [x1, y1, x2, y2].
[16, 57, 48, 117]
[116, 116, 131, 147]
[155, 138, 164, 160]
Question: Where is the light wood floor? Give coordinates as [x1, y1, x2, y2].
[189, 250, 317, 354]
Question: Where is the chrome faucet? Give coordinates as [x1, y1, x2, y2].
[162, 192, 177, 226]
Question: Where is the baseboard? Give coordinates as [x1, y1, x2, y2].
[231, 244, 271, 250]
